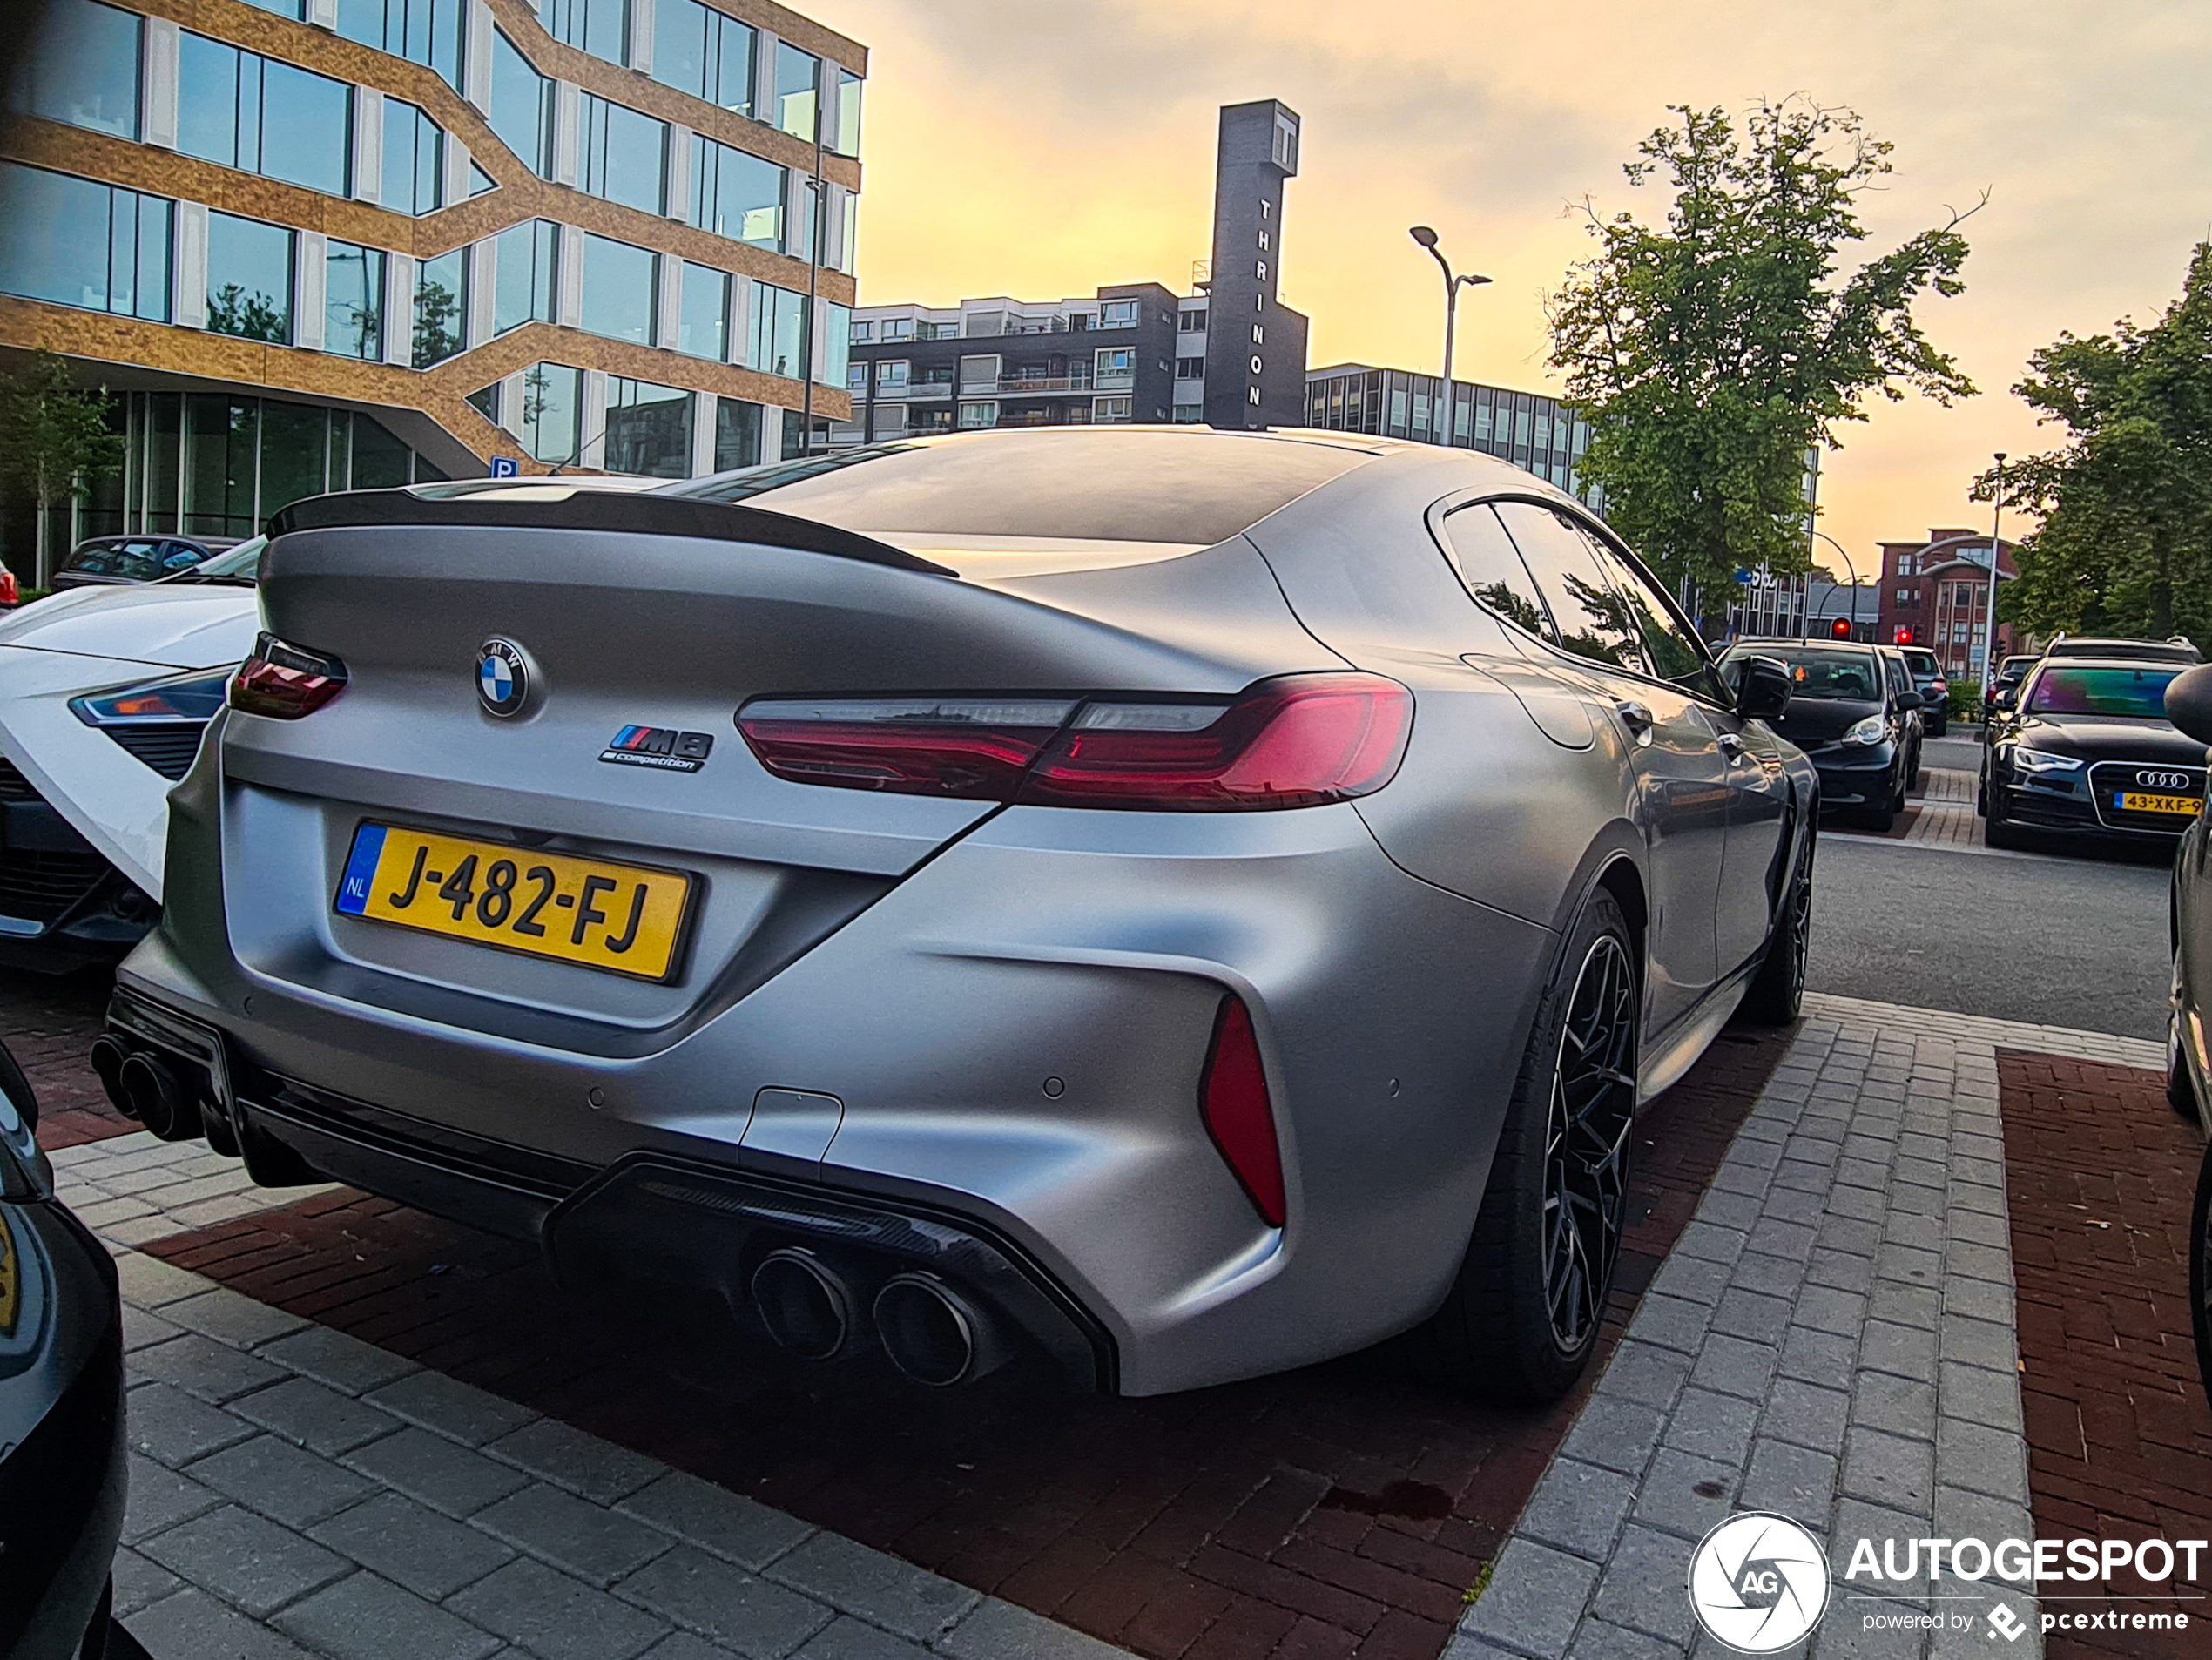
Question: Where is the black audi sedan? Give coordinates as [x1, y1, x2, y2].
[1980, 654, 2206, 849]
[0, 1039, 125, 1659]
[1719, 638, 1922, 830]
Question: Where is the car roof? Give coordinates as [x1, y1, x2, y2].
[2045, 636, 2200, 661]
[2031, 656, 2193, 673]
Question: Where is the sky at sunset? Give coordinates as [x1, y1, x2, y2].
[806, 0, 2212, 578]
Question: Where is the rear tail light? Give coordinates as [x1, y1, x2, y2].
[735, 673, 1411, 812]
[0, 569, 17, 606]
[230, 632, 347, 719]
[1200, 995, 1285, 1227]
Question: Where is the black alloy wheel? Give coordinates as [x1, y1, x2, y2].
[1741, 825, 1815, 1025]
[1541, 935, 1638, 1353]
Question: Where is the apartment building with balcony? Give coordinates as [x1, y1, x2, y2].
[0, 0, 863, 567]
[1303, 362, 1601, 508]
[1876, 527, 2020, 678]
[840, 283, 1187, 442]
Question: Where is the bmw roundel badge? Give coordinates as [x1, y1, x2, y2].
[476, 638, 531, 717]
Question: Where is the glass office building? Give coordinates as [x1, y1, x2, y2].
[1304, 363, 1602, 511]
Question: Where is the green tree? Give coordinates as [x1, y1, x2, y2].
[1548, 99, 1976, 603]
[0, 349, 125, 588]
[1987, 243, 2212, 653]
[207, 282, 287, 342]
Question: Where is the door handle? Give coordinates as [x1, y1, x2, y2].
[1613, 700, 1655, 747]
[1717, 732, 1749, 762]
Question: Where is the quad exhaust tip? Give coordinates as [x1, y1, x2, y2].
[750, 1247, 855, 1362]
[117, 1050, 198, 1142]
[873, 1272, 1009, 1388]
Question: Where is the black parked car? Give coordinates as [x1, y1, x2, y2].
[1899, 645, 1949, 735]
[1980, 655, 2206, 850]
[51, 536, 242, 592]
[1718, 638, 1922, 830]
[2161, 666, 2212, 1410]
[0, 1039, 126, 1659]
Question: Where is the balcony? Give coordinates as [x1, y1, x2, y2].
[873, 378, 955, 400]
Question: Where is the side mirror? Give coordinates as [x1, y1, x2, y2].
[1895, 691, 1925, 712]
[2168, 663, 2212, 746]
[1991, 686, 2017, 712]
[1737, 656, 1793, 721]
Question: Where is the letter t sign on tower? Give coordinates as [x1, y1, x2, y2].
[1204, 100, 1309, 431]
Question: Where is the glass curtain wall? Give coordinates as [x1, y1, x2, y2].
[413, 248, 466, 365]
[514, 363, 583, 462]
[689, 137, 783, 249]
[335, 0, 463, 88]
[678, 263, 729, 361]
[177, 34, 352, 196]
[772, 42, 817, 140]
[382, 102, 445, 215]
[579, 234, 656, 342]
[0, 163, 171, 321]
[10, 0, 140, 138]
[578, 95, 666, 214]
[488, 30, 554, 174]
[492, 219, 557, 334]
[749, 283, 804, 378]
[650, 0, 752, 113]
[323, 241, 385, 359]
[712, 398, 759, 470]
[537, 0, 628, 64]
[206, 213, 293, 342]
[603, 378, 691, 477]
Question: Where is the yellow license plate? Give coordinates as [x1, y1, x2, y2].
[335, 823, 692, 980]
[2118, 791, 2202, 817]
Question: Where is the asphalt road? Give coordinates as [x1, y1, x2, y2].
[1806, 827, 2174, 1040]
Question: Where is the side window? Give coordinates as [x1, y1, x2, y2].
[1437, 503, 1554, 642]
[1492, 501, 1649, 676]
[1575, 525, 1728, 703]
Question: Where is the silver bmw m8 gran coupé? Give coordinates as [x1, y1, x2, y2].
[97, 426, 1815, 1402]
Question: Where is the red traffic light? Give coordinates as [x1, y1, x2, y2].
[1894, 626, 1912, 645]
[1831, 617, 1852, 639]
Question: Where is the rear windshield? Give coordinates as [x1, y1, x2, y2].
[67, 539, 198, 580]
[659, 430, 1376, 548]
[1901, 650, 1939, 675]
[1719, 645, 1880, 701]
[2026, 665, 2180, 719]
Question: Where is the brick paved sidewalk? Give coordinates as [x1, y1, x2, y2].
[1999, 1051, 2212, 1659]
[1444, 996, 2174, 1660]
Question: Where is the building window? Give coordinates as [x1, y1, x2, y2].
[412, 247, 465, 365]
[492, 219, 556, 335]
[1178, 308, 1205, 333]
[712, 397, 759, 470]
[604, 376, 691, 477]
[1094, 395, 1133, 423]
[382, 101, 445, 216]
[848, 319, 873, 344]
[773, 42, 818, 140]
[206, 212, 293, 343]
[834, 191, 859, 276]
[577, 233, 656, 344]
[690, 136, 783, 250]
[488, 30, 553, 174]
[1094, 348, 1134, 388]
[957, 402, 997, 429]
[579, 94, 666, 215]
[919, 320, 957, 341]
[335, 0, 463, 89]
[749, 281, 805, 378]
[179, 35, 353, 198]
[677, 261, 728, 361]
[821, 302, 849, 389]
[1100, 300, 1139, 328]
[537, 0, 627, 64]
[0, 163, 171, 322]
[831, 68, 862, 158]
[878, 318, 913, 343]
[1175, 356, 1203, 380]
[10, 0, 140, 139]
[506, 362, 579, 462]
[845, 363, 866, 393]
[323, 240, 385, 359]
[649, 0, 751, 112]
[875, 360, 908, 388]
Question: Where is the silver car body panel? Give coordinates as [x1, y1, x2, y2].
[122, 428, 1816, 1394]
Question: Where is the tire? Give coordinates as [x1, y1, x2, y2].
[1984, 797, 2024, 849]
[2172, 1011, 2202, 1123]
[1858, 799, 1897, 832]
[1430, 890, 1638, 1404]
[1740, 822, 1815, 1026]
[1907, 746, 1923, 793]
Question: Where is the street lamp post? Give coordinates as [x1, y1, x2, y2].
[1980, 452, 2006, 696]
[1408, 227, 1490, 449]
[1807, 529, 1861, 641]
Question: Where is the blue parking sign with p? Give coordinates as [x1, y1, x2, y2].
[489, 456, 521, 478]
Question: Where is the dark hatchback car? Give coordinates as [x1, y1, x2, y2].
[1980, 656, 2206, 849]
[1899, 645, 1949, 735]
[51, 536, 241, 592]
[0, 1040, 126, 1659]
[1719, 638, 1921, 830]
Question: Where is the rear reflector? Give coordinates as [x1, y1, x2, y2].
[230, 632, 348, 719]
[1199, 995, 1285, 1227]
[735, 673, 1410, 812]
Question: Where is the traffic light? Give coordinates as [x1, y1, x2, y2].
[1894, 626, 1912, 645]
[1831, 617, 1852, 639]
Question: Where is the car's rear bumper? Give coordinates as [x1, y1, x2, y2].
[116, 768, 1556, 1396]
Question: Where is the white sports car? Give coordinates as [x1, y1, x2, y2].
[0, 539, 261, 971]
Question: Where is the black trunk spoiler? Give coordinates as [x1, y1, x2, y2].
[266, 488, 955, 577]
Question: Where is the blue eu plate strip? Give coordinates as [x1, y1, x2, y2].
[335, 824, 388, 914]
